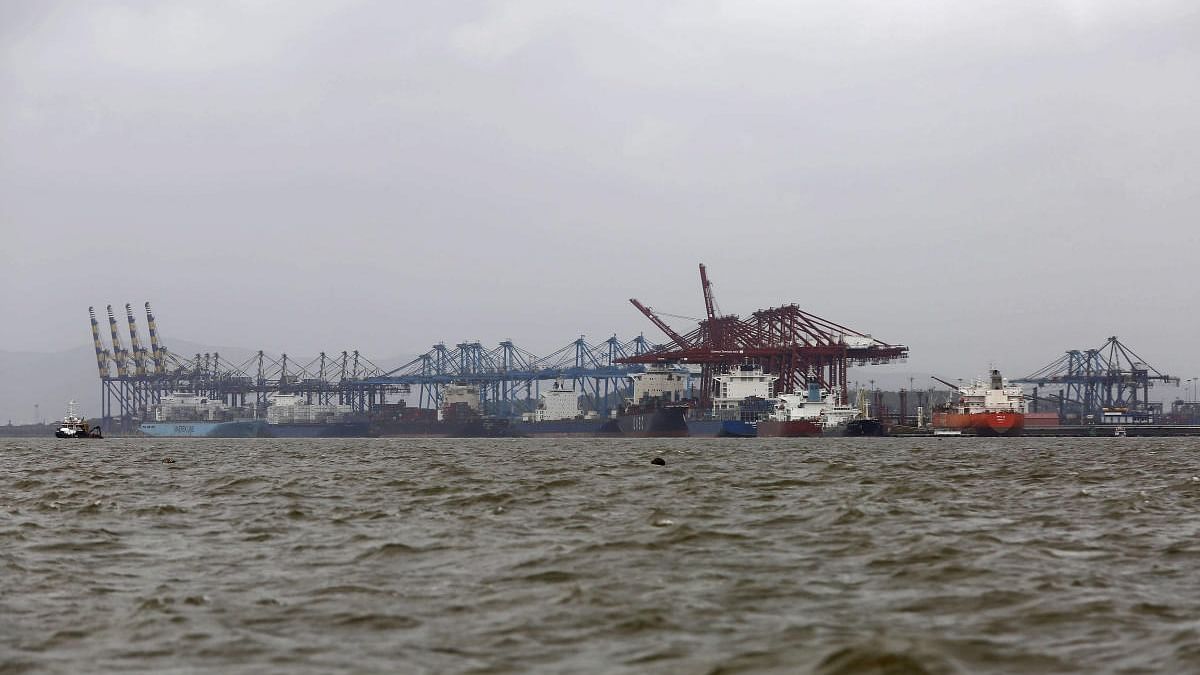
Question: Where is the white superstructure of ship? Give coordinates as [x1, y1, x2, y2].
[55, 400, 101, 438]
[521, 378, 597, 422]
[627, 363, 689, 404]
[149, 392, 233, 422]
[770, 382, 861, 429]
[265, 394, 355, 425]
[955, 371, 1027, 415]
[711, 364, 776, 418]
[933, 369, 1027, 435]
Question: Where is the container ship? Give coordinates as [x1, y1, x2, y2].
[138, 392, 263, 438]
[510, 366, 701, 437]
[260, 394, 369, 438]
[370, 384, 520, 437]
[510, 379, 606, 436]
[932, 370, 1026, 436]
[138, 392, 370, 438]
[597, 401, 689, 437]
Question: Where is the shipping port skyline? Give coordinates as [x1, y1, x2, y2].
[11, 263, 1175, 433]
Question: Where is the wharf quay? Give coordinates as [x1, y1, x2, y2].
[892, 426, 1200, 438]
[1021, 425, 1200, 438]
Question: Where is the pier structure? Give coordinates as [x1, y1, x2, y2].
[88, 303, 396, 432]
[619, 264, 909, 404]
[89, 304, 657, 428]
[361, 334, 656, 417]
[1014, 336, 1179, 423]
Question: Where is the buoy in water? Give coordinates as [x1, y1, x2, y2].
[651, 457, 666, 466]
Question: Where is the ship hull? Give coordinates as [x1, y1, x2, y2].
[840, 418, 886, 437]
[262, 422, 370, 438]
[598, 406, 688, 437]
[686, 419, 723, 437]
[718, 420, 758, 437]
[756, 420, 822, 437]
[55, 429, 102, 439]
[371, 418, 519, 438]
[138, 421, 264, 438]
[511, 418, 605, 437]
[933, 412, 1024, 436]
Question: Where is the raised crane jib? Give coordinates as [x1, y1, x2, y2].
[699, 263, 718, 320]
[125, 303, 147, 377]
[88, 307, 111, 379]
[629, 299, 691, 350]
[106, 305, 129, 378]
[144, 302, 167, 374]
[931, 376, 960, 391]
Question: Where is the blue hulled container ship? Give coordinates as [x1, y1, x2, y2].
[137, 393, 263, 438]
[137, 392, 371, 438]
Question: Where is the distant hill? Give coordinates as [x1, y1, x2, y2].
[0, 341, 416, 424]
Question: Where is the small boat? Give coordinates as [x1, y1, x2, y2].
[932, 429, 963, 437]
[55, 401, 102, 439]
[1113, 426, 1127, 438]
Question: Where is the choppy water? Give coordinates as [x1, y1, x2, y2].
[3, 438, 1200, 674]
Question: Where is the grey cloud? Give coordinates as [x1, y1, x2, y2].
[2, 0, 1199, 420]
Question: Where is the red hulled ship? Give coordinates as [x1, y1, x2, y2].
[933, 370, 1026, 436]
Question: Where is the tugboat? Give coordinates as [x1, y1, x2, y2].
[55, 401, 102, 439]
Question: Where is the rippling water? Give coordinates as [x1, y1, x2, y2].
[3, 437, 1200, 674]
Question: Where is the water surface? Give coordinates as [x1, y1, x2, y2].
[3, 437, 1199, 673]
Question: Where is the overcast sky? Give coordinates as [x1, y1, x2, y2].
[2, 0, 1198, 383]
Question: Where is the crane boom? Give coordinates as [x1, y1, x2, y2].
[931, 376, 960, 391]
[125, 303, 147, 377]
[629, 299, 692, 350]
[144, 302, 167, 374]
[88, 307, 111, 379]
[699, 263, 717, 320]
[106, 305, 129, 378]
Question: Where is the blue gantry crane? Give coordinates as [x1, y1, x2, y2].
[1013, 336, 1179, 422]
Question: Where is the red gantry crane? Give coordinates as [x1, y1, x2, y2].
[622, 264, 908, 405]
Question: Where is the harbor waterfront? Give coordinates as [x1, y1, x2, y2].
[4, 437, 1200, 673]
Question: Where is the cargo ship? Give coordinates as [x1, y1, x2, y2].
[511, 379, 606, 436]
[932, 370, 1026, 436]
[261, 394, 369, 437]
[138, 392, 371, 438]
[691, 364, 778, 437]
[370, 384, 521, 437]
[138, 392, 264, 438]
[758, 382, 856, 437]
[592, 364, 692, 437]
[687, 365, 878, 438]
[598, 401, 689, 437]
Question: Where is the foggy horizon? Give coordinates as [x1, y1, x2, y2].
[4, 1, 1199, 386]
